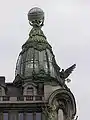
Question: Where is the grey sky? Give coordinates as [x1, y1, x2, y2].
[0, 0, 90, 119]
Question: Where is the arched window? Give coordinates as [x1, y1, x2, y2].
[27, 87, 33, 95]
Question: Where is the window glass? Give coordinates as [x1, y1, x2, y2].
[34, 61, 39, 68]
[39, 51, 46, 62]
[43, 62, 48, 73]
[18, 113, 23, 120]
[34, 50, 39, 73]
[9, 112, 17, 120]
[3, 113, 8, 120]
[39, 51, 47, 71]
[34, 61, 39, 73]
[26, 113, 33, 120]
[34, 50, 48, 73]
[26, 61, 33, 69]
[36, 113, 41, 120]
[46, 49, 52, 62]
[26, 48, 34, 61]
[25, 61, 33, 76]
[27, 87, 33, 95]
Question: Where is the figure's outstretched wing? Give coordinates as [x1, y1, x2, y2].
[64, 64, 76, 78]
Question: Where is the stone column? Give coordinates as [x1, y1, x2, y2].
[58, 109, 64, 120]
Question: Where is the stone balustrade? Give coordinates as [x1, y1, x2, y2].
[0, 95, 45, 103]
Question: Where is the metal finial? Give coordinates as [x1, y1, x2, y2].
[28, 7, 44, 27]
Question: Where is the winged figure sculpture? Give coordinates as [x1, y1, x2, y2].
[60, 64, 76, 80]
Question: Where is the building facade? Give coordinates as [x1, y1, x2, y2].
[0, 7, 77, 120]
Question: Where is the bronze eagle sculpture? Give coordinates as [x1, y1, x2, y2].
[60, 64, 76, 80]
[58, 64, 76, 90]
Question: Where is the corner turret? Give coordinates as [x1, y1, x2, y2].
[14, 7, 63, 87]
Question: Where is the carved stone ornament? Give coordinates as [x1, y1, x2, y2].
[42, 104, 57, 120]
[48, 89, 76, 120]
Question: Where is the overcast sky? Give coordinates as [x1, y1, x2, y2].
[0, 0, 90, 119]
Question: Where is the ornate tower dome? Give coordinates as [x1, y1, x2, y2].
[14, 7, 62, 86]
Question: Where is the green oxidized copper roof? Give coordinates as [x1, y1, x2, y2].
[22, 27, 52, 52]
[28, 27, 47, 42]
